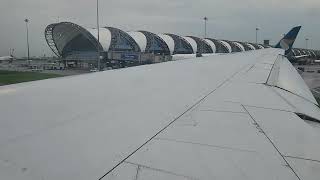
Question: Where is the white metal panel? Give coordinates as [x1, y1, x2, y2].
[254, 62, 273, 70]
[158, 34, 175, 54]
[182, 37, 197, 54]
[273, 87, 320, 120]
[232, 66, 271, 83]
[103, 161, 192, 180]
[286, 157, 320, 180]
[0, 160, 42, 180]
[204, 39, 216, 53]
[210, 82, 294, 112]
[197, 100, 246, 113]
[246, 106, 320, 161]
[219, 40, 232, 53]
[88, 28, 112, 51]
[127, 32, 147, 52]
[125, 134, 297, 180]
[101, 163, 137, 180]
[156, 110, 274, 153]
[126, 140, 297, 180]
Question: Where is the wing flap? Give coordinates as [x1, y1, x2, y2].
[286, 157, 320, 180]
[245, 106, 320, 162]
[104, 101, 298, 180]
[267, 55, 318, 105]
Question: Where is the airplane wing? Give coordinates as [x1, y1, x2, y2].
[1, 27, 320, 180]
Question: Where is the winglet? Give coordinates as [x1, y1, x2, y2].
[275, 26, 301, 55]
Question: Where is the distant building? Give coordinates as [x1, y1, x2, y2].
[45, 22, 318, 69]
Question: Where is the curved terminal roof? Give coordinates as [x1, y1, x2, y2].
[296, 49, 302, 56]
[158, 34, 175, 54]
[219, 40, 232, 53]
[292, 49, 301, 56]
[257, 44, 265, 49]
[306, 50, 316, 58]
[222, 40, 242, 52]
[45, 22, 142, 57]
[298, 49, 318, 58]
[87, 28, 112, 51]
[245, 43, 256, 50]
[165, 33, 194, 54]
[205, 38, 229, 53]
[232, 42, 245, 52]
[139, 31, 170, 55]
[316, 51, 320, 58]
[182, 37, 197, 54]
[105, 27, 141, 52]
[295, 49, 302, 56]
[45, 22, 102, 57]
[248, 43, 261, 50]
[237, 42, 252, 51]
[301, 49, 308, 56]
[46, 22, 319, 60]
[204, 39, 216, 53]
[187, 36, 214, 54]
[127, 32, 147, 52]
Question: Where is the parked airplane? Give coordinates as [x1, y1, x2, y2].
[0, 55, 15, 62]
[1, 26, 319, 180]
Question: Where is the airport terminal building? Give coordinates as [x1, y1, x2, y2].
[45, 22, 320, 69]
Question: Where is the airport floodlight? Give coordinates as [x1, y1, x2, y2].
[203, 17, 208, 38]
[25, 19, 30, 61]
[255, 27, 260, 44]
[305, 38, 309, 49]
[96, 0, 101, 71]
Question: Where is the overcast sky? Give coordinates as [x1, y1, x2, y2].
[0, 0, 319, 57]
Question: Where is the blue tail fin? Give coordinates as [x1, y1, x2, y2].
[275, 26, 301, 55]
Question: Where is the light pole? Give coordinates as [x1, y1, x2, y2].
[96, 0, 101, 71]
[255, 27, 260, 44]
[25, 19, 30, 61]
[202, 17, 208, 55]
[305, 38, 309, 49]
[204, 17, 208, 38]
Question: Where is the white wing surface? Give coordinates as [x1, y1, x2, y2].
[0, 48, 320, 180]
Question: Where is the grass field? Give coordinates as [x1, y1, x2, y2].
[0, 70, 63, 85]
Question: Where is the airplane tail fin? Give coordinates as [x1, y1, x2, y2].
[275, 26, 301, 55]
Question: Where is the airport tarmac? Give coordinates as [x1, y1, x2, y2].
[0, 61, 89, 76]
[295, 65, 320, 89]
[2, 61, 320, 90]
